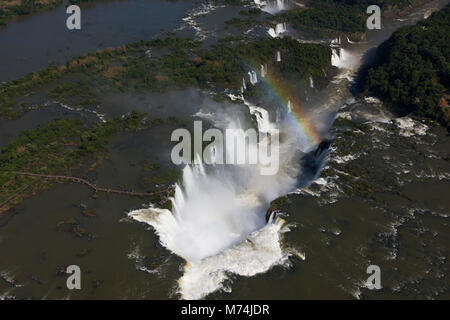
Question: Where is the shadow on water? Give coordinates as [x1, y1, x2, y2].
[296, 139, 332, 188]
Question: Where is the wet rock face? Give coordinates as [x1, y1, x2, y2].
[266, 196, 289, 221]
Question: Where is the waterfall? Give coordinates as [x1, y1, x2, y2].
[126, 35, 341, 298]
[128, 95, 314, 299]
[268, 28, 277, 38]
[275, 22, 287, 34]
[268, 22, 287, 38]
[248, 105, 273, 133]
[330, 46, 359, 70]
[309, 75, 314, 89]
[331, 37, 341, 46]
[331, 48, 347, 68]
[256, 0, 289, 15]
[248, 71, 258, 85]
[346, 36, 355, 44]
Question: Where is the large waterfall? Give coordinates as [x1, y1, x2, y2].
[128, 93, 316, 299]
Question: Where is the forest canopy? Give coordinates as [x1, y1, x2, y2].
[362, 5, 450, 129]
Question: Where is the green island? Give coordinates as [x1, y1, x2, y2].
[309, 0, 423, 11]
[268, 0, 427, 38]
[362, 4, 450, 129]
[0, 36, 333, 214]
[272, 6, 366, 35]
[0, 111, 159, 215]
[0, 37, 332, 120]
[0, 0, 62, 26]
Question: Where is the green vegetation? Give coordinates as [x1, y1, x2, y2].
[0, 111, 148, 214]
[274, 7, 366, 34]
[0, 37, 332, 120]
[239, 8, 261, 16]
[213, 0, 245, 5]
[274, 0, 424, 36]
[363, 5, 450, 129]
[309, 0, 419, 11]
[0, 0, 61, 26]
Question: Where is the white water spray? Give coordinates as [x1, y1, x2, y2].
[128, 96, 312, 299]
[331, 47, 358, 69]
[268, 22, 287, 38]
[256, 0, 289, 15]
[248, 71, 258, 85]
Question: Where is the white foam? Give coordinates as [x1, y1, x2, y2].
[331, 48, 359, 70]
[395, 117, 428, 137]
[178, 217, 297, 300]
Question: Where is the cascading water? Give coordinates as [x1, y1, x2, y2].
[277, 51, 281, 62]
[287, 99, 292, 113]
[128, 91, 318, 299]
[331, 47, 358, 69]
[268, 22, 287, 38]
[331, 37, 341, 46]
[256, 0, 289, 15]
[309, 75, 314, 89]
[248, 71, 258, 84]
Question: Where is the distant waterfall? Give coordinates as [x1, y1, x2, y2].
[276, 51, 281, 62]
[331, 37, 341, 46]
[248, 105, 274, 133]
[331, 47, 358, 69]
[287, 99, 292, 113]
[256, 0, 289, 14]
[261, 64, 266, 77]
[248, 71, 258, 85]
[243, 78, 247, 90]
[309, 75, 314, 89]
[275, 23, 287, 34]
[268, 22, 287, 38]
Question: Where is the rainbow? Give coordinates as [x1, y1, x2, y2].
[244, 63, 322, 148]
